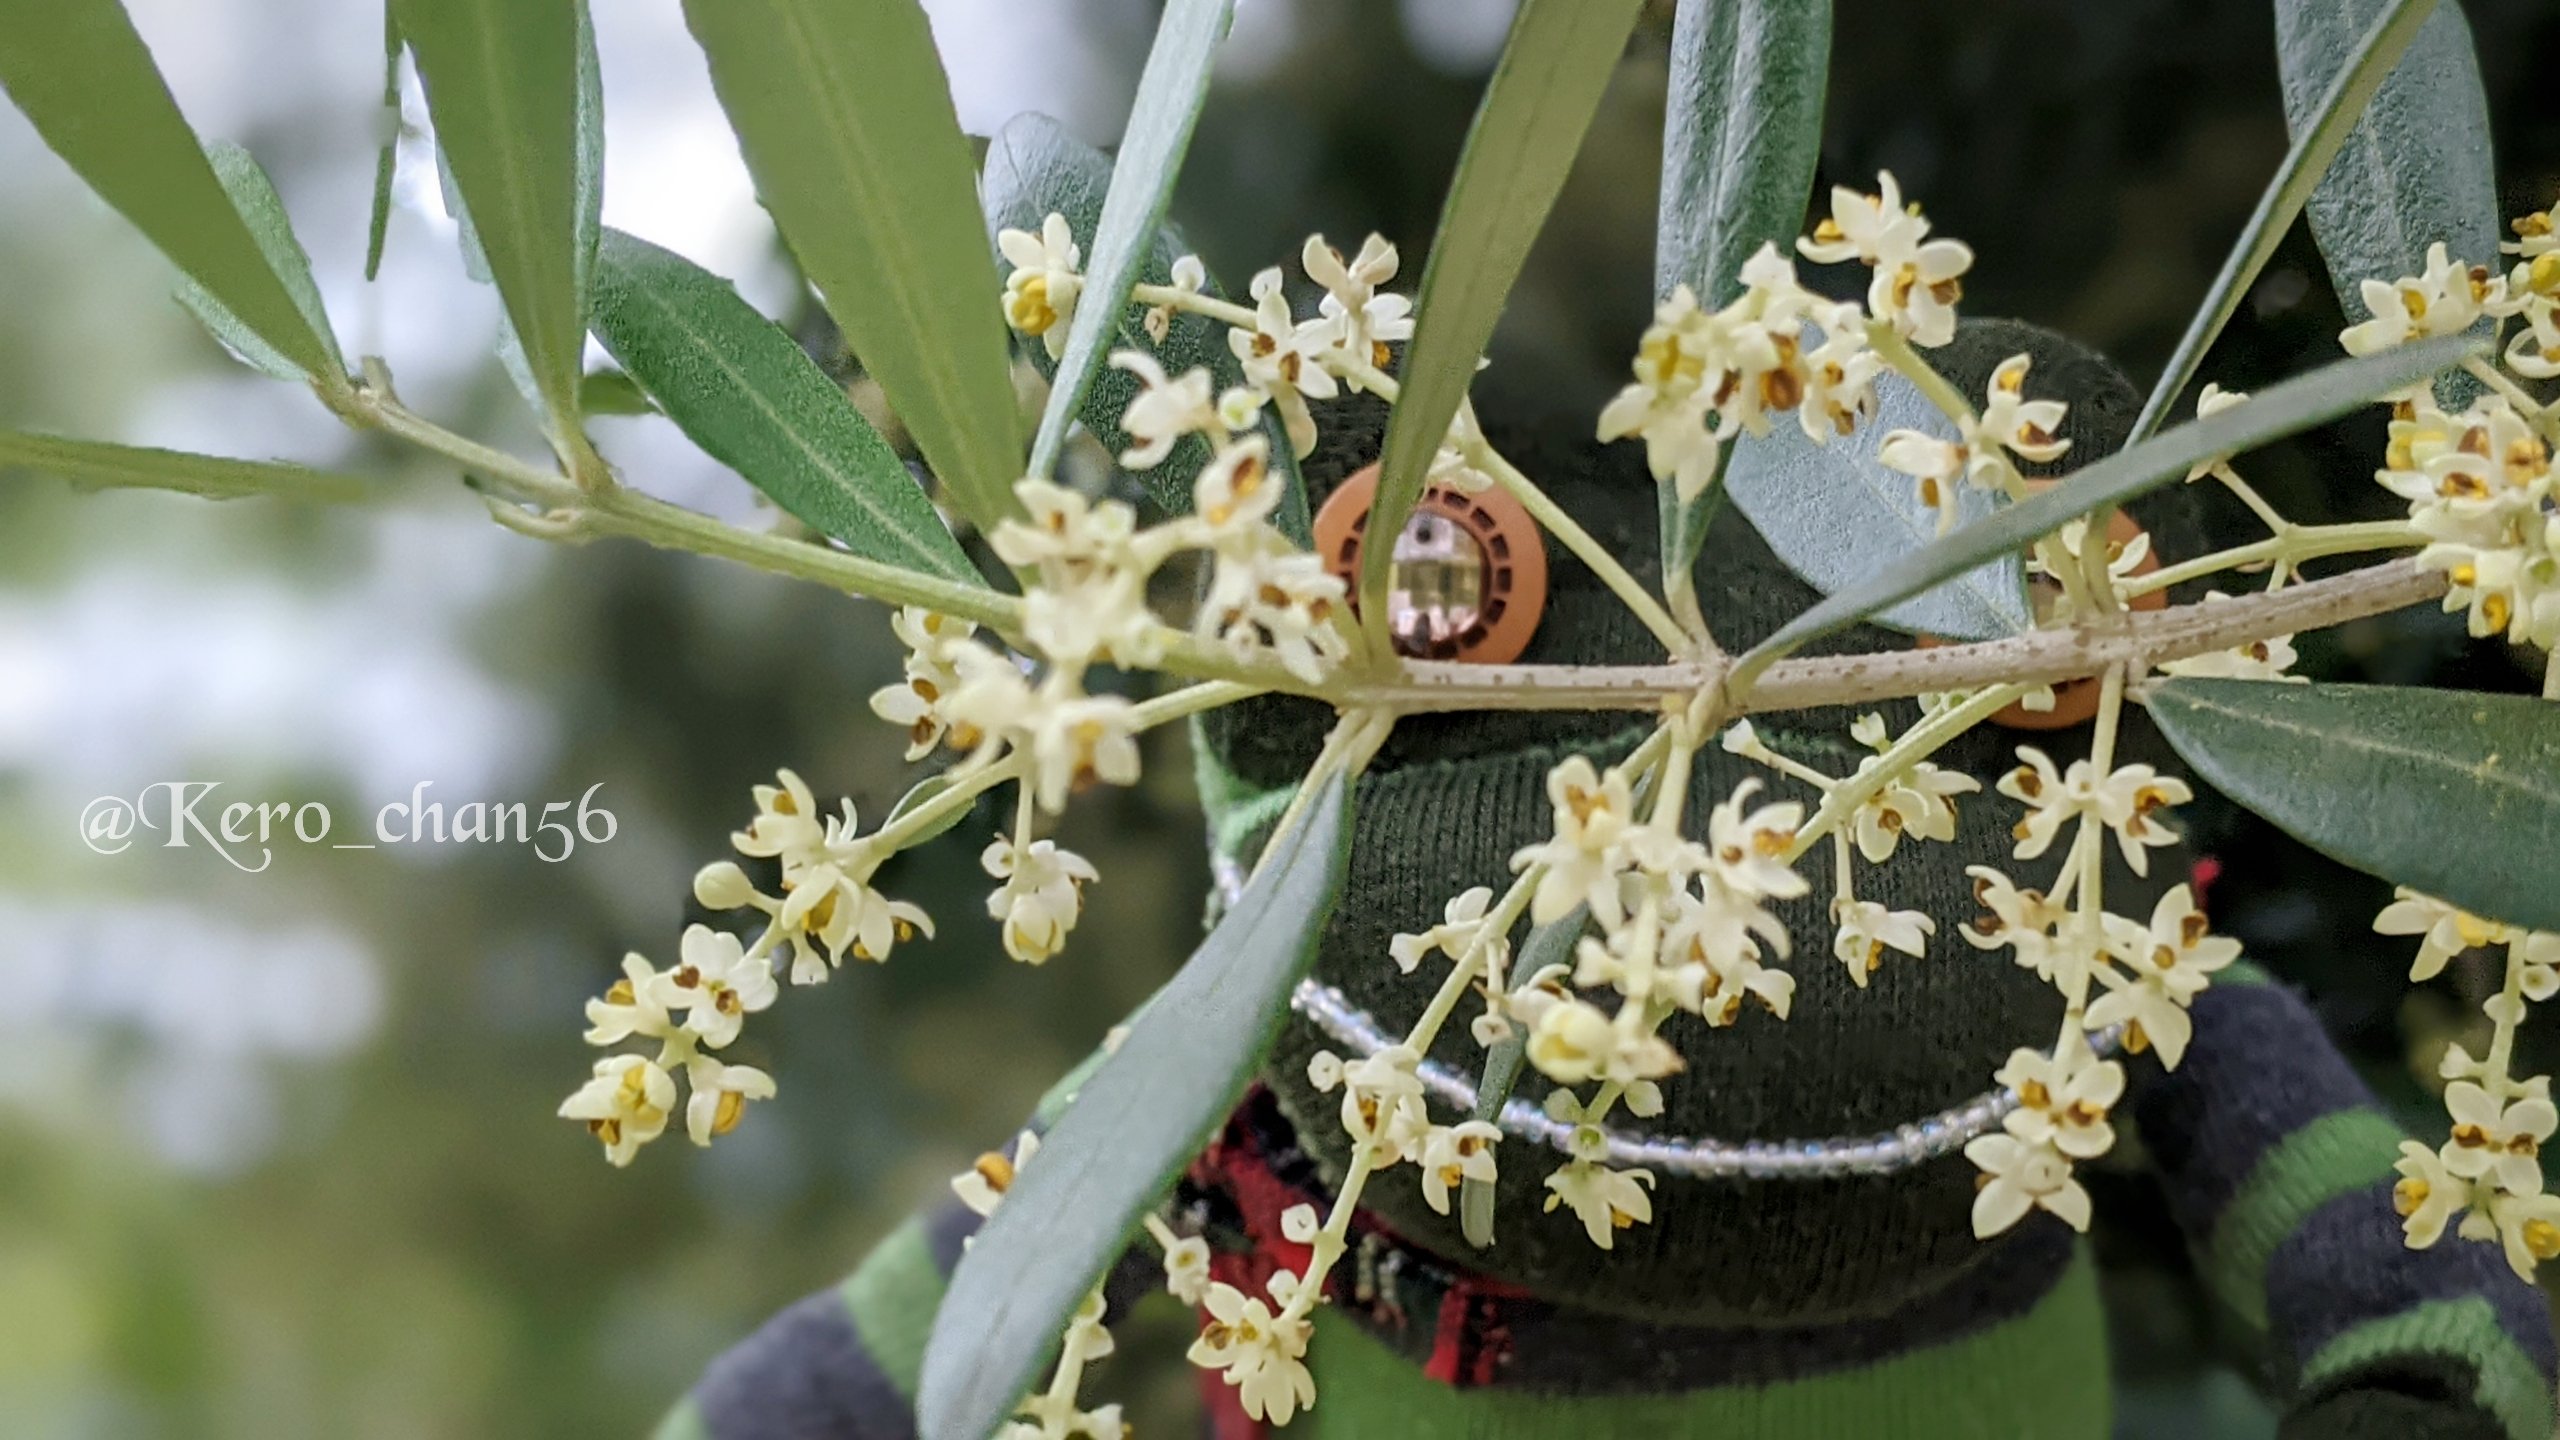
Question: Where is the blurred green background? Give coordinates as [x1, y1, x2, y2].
[2, 1, 2557, 1436]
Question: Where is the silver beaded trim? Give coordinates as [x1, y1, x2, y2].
[1210, 846, 2123, 1180]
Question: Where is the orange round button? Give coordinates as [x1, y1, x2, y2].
[1312, 462, 1549, 664]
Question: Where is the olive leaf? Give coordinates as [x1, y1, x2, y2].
[918, 773, 1352, 1440]
[364, 4, 405, 283]
[1030, 0, 1232, 480]
[2274, 0, 2499, 332]
[1653, 0, 1832, 586]
[0, 0, 344, 391]
[1, 430, 369, 505]
[395, 0, 590, 439]
[1363, 0, 1649, 629]
[176, 143, 349, 386]
[680, 0, 1023, 537]
[1723, 337, 2030, 641]
[2148, 679, 2560, 935]
[1742, 333, 2477, 668]
[2132, 0, 2437, 439]
[980, 111, 1309, 541]
[589, 230, 982, 588]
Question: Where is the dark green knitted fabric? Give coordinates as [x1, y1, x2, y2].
[1208, 319, 2188, 1325]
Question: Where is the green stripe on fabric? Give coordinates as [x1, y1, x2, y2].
[649, 1398, 712, 1440]
[839, 1216, 945, 1402]
[2216, 959, 2274, 988]
[2200, 1107, 2405, 1328]
[1293, 1247, 2110, 1439]
[2302, 1297, 2551, 1440]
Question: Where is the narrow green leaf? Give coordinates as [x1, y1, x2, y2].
[882, 775, 973, 848]
[2133, 0, 2435, 439]
[1652, 0, 1831, 590]
[394, 0, 586, 432]
[0, 430, 369, 505]
[2148, 680, 2560, 934]
[980, 112, 1309, 540]
[0, 0, 343, 386]
[919, 773, 1353, 1440]
[590, 230, 982, 588]
[1361, 0, 1648, 630]
[176, 143, 348, 385]
[2274, 0, 2498, 333]
[366, 5, 404, 282]
[680, 0, 1023, 536]
[1031, 0, 1232, 481]
[576, 368, 657, 418]
[1655, 0, 1830, 306]
[1724, 331, 2029, 640]
[1743, 334, 2477, 667]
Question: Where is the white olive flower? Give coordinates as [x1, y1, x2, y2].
[1430, 401, 1497, 495]
[584, 952, 678, 1046]
[998, 213, 1084, 358]
[2441, 1081, 2557, 1197]
[1111, 351, 1221, 469]
[1312, 1044, 1431, 1161]
[1798, 171, 1930, 267]
[1142, 252, 1206, 344]
[869, 609, 989, 759]
[982, 838, 1098, 965]
[1161, 1232, 1213, 1305]
[2394, 1138, 2470, 1247]
[1524, 999, 1680, 1087]
[1417, 1120, 1503, 1215]
[1597, 285, 1722, 502]
[1674, 939, 1796, 1026]
[1997, 748, 2190, 874]
[2183, 382, 2252, 480]
[2490, 1190, 2560, 1281]
[2158, 596, 2304, 682]
[1704, 779, 1808, 902]
[1831, 898, 1935, 988]
[1542, 1154, 1656, 1249]
[1799, 314, 1885, 441]
[953, 1130, 1040, 1217]
[1188, 1278, 1316, 1424]
[1389, 886, 1503, 976]
[560, 1054, 679, 1167]
[2109, 884, 2240, 1006]
[1963, 1131, 2091, 1236]
[1303, 232, 1413, 376]
[1959, 866, 2065, 971]
[1975, 354, 2071, 466]
[1512, 756, 1639, 927]
[777, 859, 933, 978]
[992, 477, 1141, 577]
[1228, 267, 1338, 457]
[1278, 1203, 1322, 1245]
[1849, 757, 1979, 862]
[1190, 433, 1282, 543]
[684, 1053, 776, 1146]
[651, 924, 779, 1048]
[2340, 242, 2513, 356]
[1878, 428, 1970, 532]
[1197, 540, 1350, 684]
[1995, 1042, 2124, 1159]
[1026, 694, 1143, 814]
[937, 645, 1038, 756]
[2375, 889, 2516, 982]
[732, 768, 828, 867]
